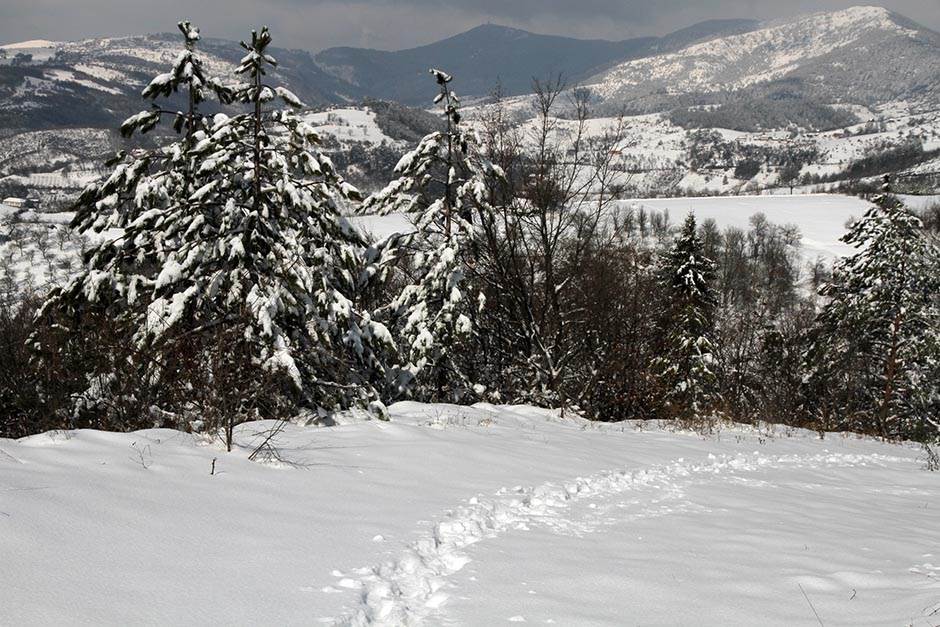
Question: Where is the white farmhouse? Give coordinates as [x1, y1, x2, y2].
[1, 197, 37, 209]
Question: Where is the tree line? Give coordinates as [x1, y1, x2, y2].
[1, 23, 938, 444]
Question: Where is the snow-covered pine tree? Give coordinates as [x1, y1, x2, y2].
[71, 20, 232, 249]
[184, 27, 393, 419]
[36, 25, 390, 439]
[804, 180, 940, 440]
[34, 21, 234, 429]
[654, 212, 720, 422]
[361, 69, 500, 401]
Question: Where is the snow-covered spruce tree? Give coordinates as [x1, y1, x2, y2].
[34, 21, 234, 430]
[803, 182, 940, 440]
[190, 27, 392, 420]
[653, 213, 720, 423]
[36, 25, 390, 439]
[361, 69, 500, 401]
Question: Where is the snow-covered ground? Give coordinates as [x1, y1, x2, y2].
[1, 403, 937, 626]
[0, 39, 60, 63]
[0, 205, 90, 298]
[0, 40, 59, 50]
[356, 194, 871, 262]
[0, 191, 916, 300]
[304, 108, 401, 147]
[616, 194, 871, 260]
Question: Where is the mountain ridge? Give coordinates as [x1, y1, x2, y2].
[1, 6, 938, 136]
[0, 18, 763, 131]
[584, 6, 940, 114]
[313, 19, 759, 104]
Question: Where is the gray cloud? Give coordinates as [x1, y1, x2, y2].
[0, 1, 936, 52]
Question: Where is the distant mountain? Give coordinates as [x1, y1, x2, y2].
[585, 6, 940, 115]
[2, 8, 939, 145]
[0, 19, 758, 132]
[314, 20, 759, 105]
[0, 33, 363, 132]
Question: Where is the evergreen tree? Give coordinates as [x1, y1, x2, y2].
[362, 69, 500, 401]
[36, 25, 390, 439]
[34, 21, 234, 429]
[804, 180, 940, 439]
[183, 27, 392, 417]
[654, 213, 719, 421]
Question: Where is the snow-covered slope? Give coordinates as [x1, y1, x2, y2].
[0, 403, 936, 625]
[0, 39, 60, 62]
[592, 7, 913, 96]
[0, 40, 59, 50]
[0, 32, 359, 132]
[304, 109, 400, 146]
[458, 102, 940, 197]
[586, 6, 940, 111]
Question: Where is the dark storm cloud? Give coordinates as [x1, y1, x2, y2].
[0, 0, 936, 52]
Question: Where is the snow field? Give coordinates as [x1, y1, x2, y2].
[304, 109, 400, 147]
[1, 403, 936, 626]
[615, 193, 871, 260]
[354, 194, 871, 262]
[446, 450, 938, 626]
[0, 188, 923, 306]
[338, 449, 909, 626]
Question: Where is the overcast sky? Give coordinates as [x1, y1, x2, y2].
[1, 1, 936, 52]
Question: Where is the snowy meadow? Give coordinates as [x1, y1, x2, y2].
[1, 9, 939, 627]
[2, 404, 939, 626]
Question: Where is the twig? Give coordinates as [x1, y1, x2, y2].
[923, 443, 939, 472]
[799, 583, 825, 627]
[129, 442, 152, 470]
[0, 448, 23, 464]
[248, 419, 289, 462]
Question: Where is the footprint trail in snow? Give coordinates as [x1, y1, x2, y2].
[328, 451, 904, 626]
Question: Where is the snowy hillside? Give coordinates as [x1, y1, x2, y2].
[0, 32, 358, 132]
[3, 7, 938, 136]
[460, 102, 940, 197]
[0, 403, 936, 625]
[304, 108, 400, 146]
[2, 7, 939, 207]
[591, 7, 916, 97]
[0, 40, 59, 62]
[586, 6, 940, 113]
[0, 102, 436, 214]
[312, 20, 757, 105]
[0, 19, 754, 131]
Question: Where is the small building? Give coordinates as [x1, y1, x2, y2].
[2, 197, 37, 209]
